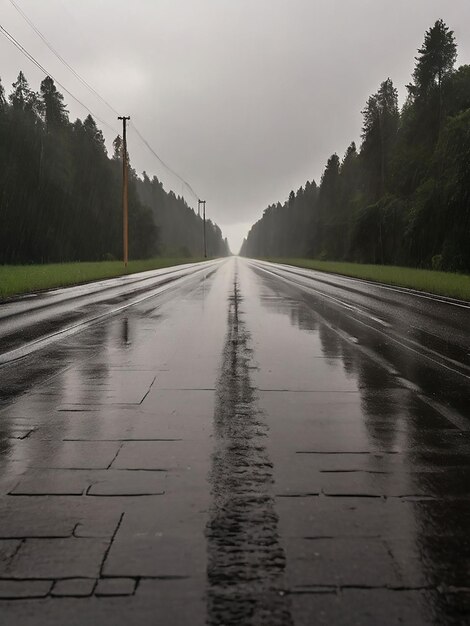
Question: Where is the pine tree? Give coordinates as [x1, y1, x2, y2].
[361, 79, 399, 198]
[411, 19, 457, 100]
[407, 20, 457, 135]
[40, 76, 68, 129]
[83, 115, 106, 153]
[9, 71, 41, 116]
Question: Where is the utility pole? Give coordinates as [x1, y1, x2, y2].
[118, 115, 130, 267]
[202, 200, 207, 258]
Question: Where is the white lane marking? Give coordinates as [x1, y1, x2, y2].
[267, 262, 470, 375]
[0, 259, 223, 322]
[250, 261, 470, 382]
[246, 261, 469, 430]
[249, 261, 391, 328]
[0, 264, 216, 367]
[253, 259, 470, 310]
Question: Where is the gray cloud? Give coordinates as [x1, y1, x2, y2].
[2, 0, 470, 251]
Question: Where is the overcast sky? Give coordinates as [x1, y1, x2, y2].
[2, 0, 470, 252]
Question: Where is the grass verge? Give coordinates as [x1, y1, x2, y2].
[0, 258, 207, 300]
[265, 258, 470, 301]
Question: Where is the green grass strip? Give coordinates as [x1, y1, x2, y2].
[0, 258, 207, 300]
[265, 258, 470, 301]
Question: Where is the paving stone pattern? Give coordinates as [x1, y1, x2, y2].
[0, 260, 469, 625]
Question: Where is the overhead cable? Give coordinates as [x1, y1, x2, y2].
[130, 121, 200, 202]
[8, 0, 120, 117]
[0, 23, 118, 132]
[1, 13, 201, 205]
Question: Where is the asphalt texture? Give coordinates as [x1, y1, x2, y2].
[0, 257, 469, 625]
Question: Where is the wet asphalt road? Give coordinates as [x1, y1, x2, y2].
[0, 257, 469, 625]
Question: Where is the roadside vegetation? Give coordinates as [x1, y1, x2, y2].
[267, 258, 470, 301]
[242, 20, 470, 275]
[0, 258, 207, 300]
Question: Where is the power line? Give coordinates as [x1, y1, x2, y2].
[1, 14, 202, 205]
[0, 23, 118, 133]
[130, 121, 200, 202]
[8, 0, 120, 117]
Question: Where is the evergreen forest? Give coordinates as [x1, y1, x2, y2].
[0, 72, 229, 264]
[241, 21, 470, 272]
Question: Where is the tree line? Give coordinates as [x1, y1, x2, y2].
[0, 72, 229, 264]
[241, 20, 470, 272]
[137, 172, 229, 258]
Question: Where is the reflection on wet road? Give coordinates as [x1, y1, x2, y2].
[0, 257, 469, 625]
[248, 259, 470, 421]
[241, 260, 470, 624]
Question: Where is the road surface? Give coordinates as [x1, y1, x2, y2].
[0, 257, 469, 625]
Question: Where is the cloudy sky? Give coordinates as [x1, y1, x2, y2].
[2, 0, 470, 252]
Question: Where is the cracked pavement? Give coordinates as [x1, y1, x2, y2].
[0, 258, 469, 625]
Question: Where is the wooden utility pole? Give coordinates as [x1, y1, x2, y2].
[118, 115, 130, 267]
[202, 200, 207, 258]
